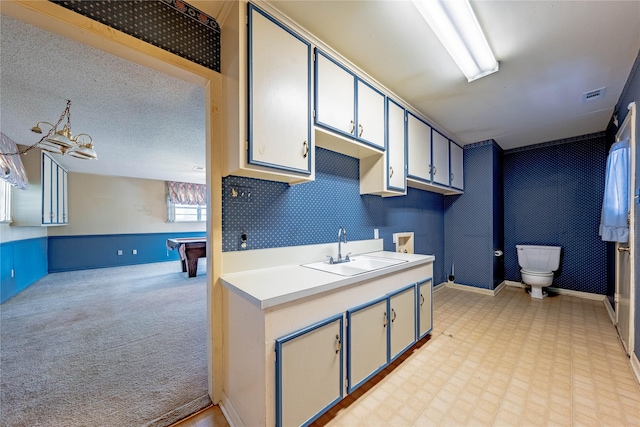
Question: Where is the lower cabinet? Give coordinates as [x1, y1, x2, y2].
[389, 285, 417, 361]
[417, 279, 433, 339]
[275, 278, 432, 426]
[275, 314, 343, 427]
[346, 296, 388, 393]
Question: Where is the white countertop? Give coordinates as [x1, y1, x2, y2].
[221, 250, 435, 309]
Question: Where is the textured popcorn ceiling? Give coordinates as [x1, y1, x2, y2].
[0, 15, 206, 184]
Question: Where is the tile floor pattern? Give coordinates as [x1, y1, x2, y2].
[173, 286, 640, 427]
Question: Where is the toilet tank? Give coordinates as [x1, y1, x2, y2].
[516, 245, 562, 271]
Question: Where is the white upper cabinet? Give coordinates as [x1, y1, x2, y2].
[450, 141, 464, 190]
[315, 49, 385, 154]
[431, 131, 450, 187]
[248, 4, 312, 176]
[315, 51, 356, 136]
[406, 112, 432, 182]
[355, 79, 385, 150]
[387, 99, 406, 192]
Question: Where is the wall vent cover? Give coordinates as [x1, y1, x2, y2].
[582, 87, 606, 103]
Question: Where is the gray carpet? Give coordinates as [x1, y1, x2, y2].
[1, 261, 210, 427]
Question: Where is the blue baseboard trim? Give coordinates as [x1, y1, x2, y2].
[1, 237, 48, 303]
[48, 232, 205, 272]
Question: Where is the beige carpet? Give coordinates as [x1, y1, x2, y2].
[1, 261, 209, 427]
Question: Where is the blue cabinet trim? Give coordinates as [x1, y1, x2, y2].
[247, 3, 312, 175]
[275, 313, 344, 427]
[346, 295, 388, 394]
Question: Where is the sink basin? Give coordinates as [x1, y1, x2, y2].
[302, 255, 408, 277]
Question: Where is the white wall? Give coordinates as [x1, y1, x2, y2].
[47, 172, 205, 236]
[0, 222, 46, 244]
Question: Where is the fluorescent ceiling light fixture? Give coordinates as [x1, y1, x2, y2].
[413, 0, 498, 82]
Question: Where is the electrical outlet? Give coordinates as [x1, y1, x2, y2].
[132, 249, 137, 255]
[374, 229, 379, 239]
[11, 269, 14, 278]
[117, 250, 123, 255]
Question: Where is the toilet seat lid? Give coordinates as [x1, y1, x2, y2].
[522, 268, 553, 276]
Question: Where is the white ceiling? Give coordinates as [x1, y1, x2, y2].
[1, 1, 640, 183]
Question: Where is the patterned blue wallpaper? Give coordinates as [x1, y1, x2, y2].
[222, 148, 446, 283]
[503, 133, 608, 294]
[444, 141, 502, 290]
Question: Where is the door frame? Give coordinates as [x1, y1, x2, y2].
[2, 0, 225, 401]
[615, 102, 637, 356]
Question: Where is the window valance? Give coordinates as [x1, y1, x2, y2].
[167, 181, 206, 205]
[0, 133, 28, 190]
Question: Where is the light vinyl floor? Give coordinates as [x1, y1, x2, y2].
[175, 285, 640, 427]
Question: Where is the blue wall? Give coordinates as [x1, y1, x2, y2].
[1, 237, 48, 303]
[222, 148, 447, 283]
[444, 140, 503, 290]
[47, 232, 205, 272]
[503, 133, 608, 294]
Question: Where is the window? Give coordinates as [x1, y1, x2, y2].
[0, 180, 12, 223]
[167, 198, 206, 222]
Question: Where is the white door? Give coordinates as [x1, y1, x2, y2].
[347, 298, 388, 392]
[407, 113, 432, 181]
[276, 315, 343, 427]
[356, 79, 385, 149]
[315, 50, 355, 136]
[387, 99, 406, 192]
[432, 131, 450, 186]
[389, 285, 416, 361]
[249, 5, 311, 174]
[450, 141, 464, 190]
[616, 103, 636, 355]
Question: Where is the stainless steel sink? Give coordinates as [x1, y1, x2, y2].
[302, 255, 408, 276]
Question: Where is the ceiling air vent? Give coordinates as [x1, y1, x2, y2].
[582, 87, 606, 103]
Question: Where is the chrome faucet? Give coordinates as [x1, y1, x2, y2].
[331, 227, 350, 264]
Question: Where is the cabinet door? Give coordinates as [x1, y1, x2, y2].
[276, 314, 343, 427]
[315, 50, 356, 137]
[347, 297, 387, 393]
[248, 4, 312, 175]
[450, 141, 464, 190]
[417, 279, 433, 340]
[56, 165, 65, 224]
[356, 79, 385, 149]
[386, 99, 406, 192]
[41, 153, 53, 225]
[406, 113, 432, 181]
[431, 131, 450, 186]
[389, 285, 416, 361]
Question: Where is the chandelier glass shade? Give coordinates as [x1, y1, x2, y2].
[30, 100, 97, 160]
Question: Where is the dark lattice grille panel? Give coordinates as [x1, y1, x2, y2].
[51, 0, 220, 72]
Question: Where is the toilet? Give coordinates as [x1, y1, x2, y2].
[516, 245, 562, 299]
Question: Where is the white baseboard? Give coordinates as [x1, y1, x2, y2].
[631, 352, 640, 386]
[604, 296, 616, 324]
[433, 282, 448, 292]
[219, 391, 242, 427]
[445, 281, 505, 296]
[505, 280, 605, 301]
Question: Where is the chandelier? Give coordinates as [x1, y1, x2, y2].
[29, 100, 97, 159]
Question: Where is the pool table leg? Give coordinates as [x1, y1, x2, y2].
[187, 257, 198, 277]
[181, 259, 187, 273]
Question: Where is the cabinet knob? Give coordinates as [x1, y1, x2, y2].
[335, 334, 341, 354]
[420, 294, 425, 307]
[389, 166, 394, 178]
[302, 141, 309, 159]
[391, 308, 397, 322]
[450, 172, 454, 182]
[433, 166, 437, 175]
[349, 120, 355, 134]
[358, 123, 364, 137]
[383, 312, 388, 328]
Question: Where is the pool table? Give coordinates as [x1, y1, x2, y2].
[166, 237, 206, 277]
